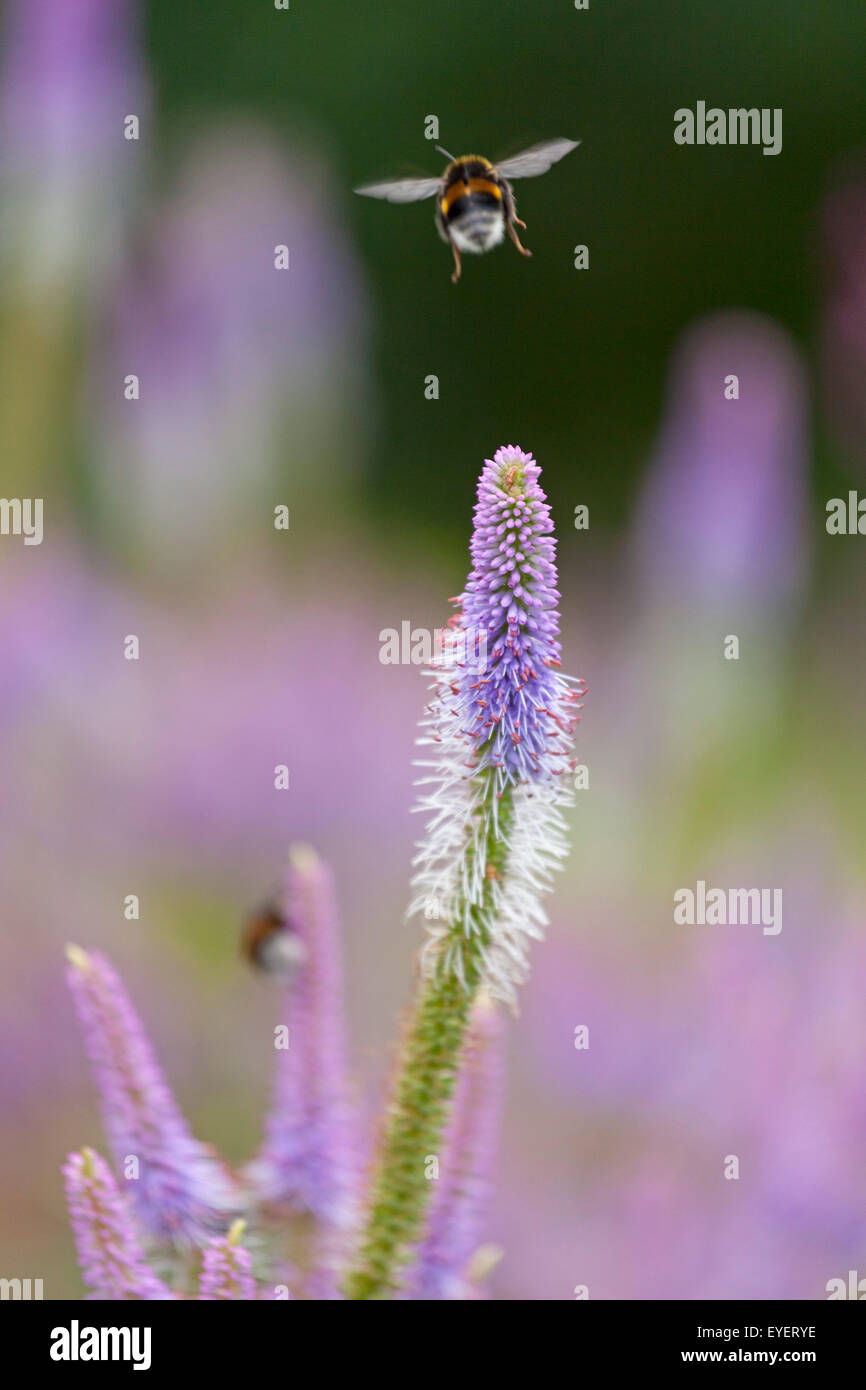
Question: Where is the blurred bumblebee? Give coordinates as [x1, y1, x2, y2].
[240, 900, 307, 978]
[354, 138, 579, 283]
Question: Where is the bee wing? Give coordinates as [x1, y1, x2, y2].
[353, 176, 441, 203]
[495, 138, 580, 179]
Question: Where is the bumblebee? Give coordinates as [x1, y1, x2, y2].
[240, 900, 307, 977]
[354, 138, 579, 283]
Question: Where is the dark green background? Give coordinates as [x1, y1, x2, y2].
[149, 0, 866, 537]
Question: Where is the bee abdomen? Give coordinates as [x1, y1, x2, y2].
[447, 197, 506, 253]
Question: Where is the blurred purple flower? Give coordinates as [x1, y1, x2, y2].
[66, 945, 242, 1246]
[198, 1220, 256, 1301]
[0, 0, 147, 285]
[633, 312, 810, 609]
[63, 1147, 174, 1300]
[91, 124, 366, 560]
[821, 169, 866, 470]
[409, 994, 505, 1300]
[246, 847, 358, 1246]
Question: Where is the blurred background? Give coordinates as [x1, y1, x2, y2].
[2, 0, 866, 1298]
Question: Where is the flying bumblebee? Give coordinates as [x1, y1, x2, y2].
[354, 138, 579, 283]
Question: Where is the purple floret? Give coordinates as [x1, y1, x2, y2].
[456, 445, 580, 787]
[63, 1147, 175, 1300]
[66, 946, 241, 1247]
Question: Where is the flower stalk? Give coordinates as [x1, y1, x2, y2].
[344, 446, 581, 1298]
[342, 816, 502, 1300]
[409, 991, 505, 1300]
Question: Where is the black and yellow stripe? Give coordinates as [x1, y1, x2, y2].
[440, 175, 503, 216]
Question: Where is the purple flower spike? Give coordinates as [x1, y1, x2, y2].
[409, 994, 505, 1300]
[62, 1148, 174, 1300]
[632, 313, 809, 609]
[198, 1219, 256, 1301]
[65, 946, 241, 1247]
[92, 125, 365, 562]
[0, 0, 148, 286]
[410, 446, 584, 1006]
[458, 446, 580, 788]
[246, 847, 358, 1247]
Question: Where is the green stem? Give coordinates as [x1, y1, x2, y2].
[343, 967, 480, 1299]
[343, 777, 511, 1300]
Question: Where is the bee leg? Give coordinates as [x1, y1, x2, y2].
[450, 242, 462, 284]
[513, 215, 528, 229]
[507, 221, 532, 257]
